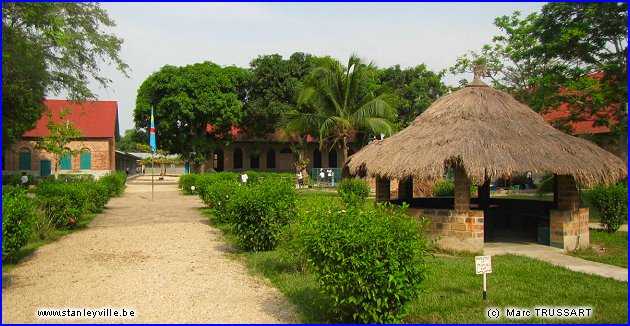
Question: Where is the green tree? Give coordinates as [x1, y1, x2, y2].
[2, 2, 129, 150]
[379, 64, 450, 127]
[134, 62, 249, 172]
[534, 2, 627, 158]
[35, 108, 84, 178]
[115, 129, 148, 152]
[287, 54, 397, 170]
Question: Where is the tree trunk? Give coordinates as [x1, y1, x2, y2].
[340, 136, 349, 173]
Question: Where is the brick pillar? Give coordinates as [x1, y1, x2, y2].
[376, 176, 390, 202]
[556, 175, 579, 211]
[454, 167, 470, 212]
[398, 178, 413, 202]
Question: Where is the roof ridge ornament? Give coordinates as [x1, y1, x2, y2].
[467, 64, 490, 88]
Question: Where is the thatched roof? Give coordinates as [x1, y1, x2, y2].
[346, 78, 627, 186]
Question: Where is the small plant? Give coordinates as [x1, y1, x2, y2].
[2, 186, 36, 260]
[432, 179, 455, 197]
[227, 179, 297, 252]
[99, 172, 127, 197]
[35, 182, 88, 229]
[178, 173, 199, 194]
[299, 203, 431, 323]
[202, 179, 242, 223]
[587, 183, 628, 232]
[337, 178, 370, 207]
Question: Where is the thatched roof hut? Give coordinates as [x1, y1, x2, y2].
[347, 76, 627, 186]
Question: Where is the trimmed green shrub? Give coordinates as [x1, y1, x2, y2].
[178, 173, 199, 194]
[432, 179, 455, 196]
[2, 186, 36, 260]
[99, 172, 127, 197]
[35, 182, 88, 229]
[588, 183, 628, 232]
[337, 178, 370, 207]
[2, 173, 35, 186]
[195, 172, 239, 199]
[57, 174, 95, 182]
[227, 178, 297, 252]
[300, 203, 431, 323]
[202, 179, 242, 223]
[77, 181, 110, 213]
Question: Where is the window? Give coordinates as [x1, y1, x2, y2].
[328, 149, 338, 168]
[312, 149, 322, 168]
[266, 149, 276, 169]
[234, 148, 243, 169]
[80, 151, 92, 170]
[19, 150, 31, 170]
[60, 152, 72, 170]
[250, 154, 260, 169]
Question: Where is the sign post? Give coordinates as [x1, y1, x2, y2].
[475, 255, 492, 300]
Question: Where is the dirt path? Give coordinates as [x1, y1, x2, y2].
[2, 182, 298, 323]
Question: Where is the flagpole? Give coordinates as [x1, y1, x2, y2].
[149, 107, 157, 201]
[151, 152, 154, 201]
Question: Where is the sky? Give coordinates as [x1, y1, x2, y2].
[85, 2, 545, 133]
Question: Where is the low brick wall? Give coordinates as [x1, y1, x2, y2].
[550, 208, 590, 250]
[407, 208, 484, 252]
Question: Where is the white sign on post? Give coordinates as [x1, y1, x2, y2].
[475, 255, 492, 300]
[475, 255, 492, 274]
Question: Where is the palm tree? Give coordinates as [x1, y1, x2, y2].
[284, 54, 397, 171]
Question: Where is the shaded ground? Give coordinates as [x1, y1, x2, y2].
[2, 182, 297, 323]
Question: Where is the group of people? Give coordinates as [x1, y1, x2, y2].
[295, 169, 336, 189]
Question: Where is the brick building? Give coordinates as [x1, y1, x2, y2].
[3, 99, 120, 179]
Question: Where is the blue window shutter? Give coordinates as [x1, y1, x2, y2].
[19, 151, 31, 170]
[60, 153, 72, 170]
[80, 152, 91, 169]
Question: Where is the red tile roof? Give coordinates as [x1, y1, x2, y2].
[542, 106, 612, 135]
[23, 99, 119, 138]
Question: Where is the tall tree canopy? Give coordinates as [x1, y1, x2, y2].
[378, 64, 450, 128]
[449, 2, 627, 157]
[287, 54, 397, 169]
[240, 52, 319, 137]
[2, 2, 129, 149]
[134, 62, 249, 171]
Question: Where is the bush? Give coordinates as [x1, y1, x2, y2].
[202, 179, 242, 223]
[77, 181, 110, 213]
[227, 178, 297, 252]
[2, 173, 35, 186]
[35, 182, 88, 229]
[432, 179, 455, 197]
[337, 178, 370, 207]
[99, 172, 127, 197]
[178, 173, 199, 194]
[299, 203, 431, 323]
[2, 186, 36, 260]
[588, 183, 628, 232]
[57, 174, 95, 183]
[195, 172, 239, 199]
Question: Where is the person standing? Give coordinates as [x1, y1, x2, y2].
[20, 172, 28, 189]
[319, 170, 325, 187]
[330, 170, 335, 187]
[241, 172, 248, 185]
[297, 171, 304, 188]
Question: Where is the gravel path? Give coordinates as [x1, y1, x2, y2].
[2, 182, 298, 323]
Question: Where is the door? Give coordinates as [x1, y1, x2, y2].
[40, 160, 51, 177]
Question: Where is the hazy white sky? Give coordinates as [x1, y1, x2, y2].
[87, 2, 545, 133]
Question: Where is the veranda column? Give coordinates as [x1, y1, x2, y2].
[376, 176, 391, 202]
[454, 167, 470, 212]
[398, 178, 413, 202]
[550, 174, 590, 250]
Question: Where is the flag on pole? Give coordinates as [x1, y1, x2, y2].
[149, 108, 156, 152]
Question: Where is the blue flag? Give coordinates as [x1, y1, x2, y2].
[149, 108, 156, 152]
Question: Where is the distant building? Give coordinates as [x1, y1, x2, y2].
[3, 99, 120, 179]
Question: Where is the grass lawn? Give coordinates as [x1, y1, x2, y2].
[203, 187, 628, 324]
[2, 213, 99, 272]
[569, 229, 628, 268]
